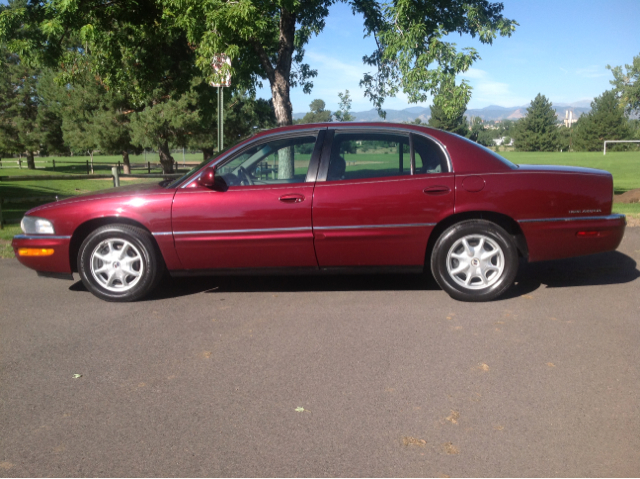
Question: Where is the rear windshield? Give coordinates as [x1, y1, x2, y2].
[457, 136, 518, 169]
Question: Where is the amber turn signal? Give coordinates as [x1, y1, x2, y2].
[18, 248, 54, 257]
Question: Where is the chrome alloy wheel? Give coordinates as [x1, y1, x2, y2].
[90, 238, 144, 292]
[446, 234, 505, 290]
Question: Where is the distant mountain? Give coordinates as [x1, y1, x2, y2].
[293, 102, 592, 123]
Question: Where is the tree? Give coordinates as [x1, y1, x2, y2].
[35, 70, 68, 156]
[514, 94, 560, 151]
[428, 91, 468, 136]
[128, 92, 202, 168]
[334, 90, 355, 122]
[299, 99, 331, 124]
[189, 91, 276, 161]
[572, 90, 631, 151]
[0, 46, 44, 169]
[0, 0, 517, 126]
[467, 116, 484, 142]
[608, 53, 640, 115]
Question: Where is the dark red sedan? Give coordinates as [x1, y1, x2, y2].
[13, 123, 626, 302]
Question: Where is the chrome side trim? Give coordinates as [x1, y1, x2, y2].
[152, 232, 173, 237]
[13, 234, 72, 240]
[518, 214, 626, 224]
[174, 226, 312, 236]
[314, 223, 436, 230]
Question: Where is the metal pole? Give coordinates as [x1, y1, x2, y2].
[218, 87, 224, 152]
[112, 166, 120, 187]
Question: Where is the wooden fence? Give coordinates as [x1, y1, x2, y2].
[0, 171, 182, 228]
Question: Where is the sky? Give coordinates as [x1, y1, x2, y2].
[255, 0, 640, 114]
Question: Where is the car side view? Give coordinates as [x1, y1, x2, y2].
[12, 123, 626, 302]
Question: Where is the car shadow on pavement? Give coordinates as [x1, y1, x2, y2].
[69, 250, 639, 301]
[497, 250, 640, 300]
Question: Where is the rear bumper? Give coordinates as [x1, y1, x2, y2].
[519, 214, 626, 262]
[12, 234, 73, 274]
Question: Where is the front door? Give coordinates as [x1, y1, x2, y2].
[172, 132, 324, 271]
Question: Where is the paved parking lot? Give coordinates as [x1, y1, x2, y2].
[1, 228, 639, 477]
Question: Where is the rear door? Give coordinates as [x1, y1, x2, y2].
[311, 129, 454, 268]
[171, 130, 325, 271]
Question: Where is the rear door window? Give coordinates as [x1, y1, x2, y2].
[327, 132, 411, 181]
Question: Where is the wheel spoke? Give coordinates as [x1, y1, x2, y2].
[94, 252, 108, 262]
[481, 249, 499, 261]
[94, 264, 110, 274]
[119, 243, 130, 260]
[462, 238, 473, 256]
[475, 237, 485, 255]
[122, 265, 141, 277]
[450, 262, 470, 275]
[105, 270, 118, 287]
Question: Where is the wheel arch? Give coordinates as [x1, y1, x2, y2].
[69, 217, 161, 273]
[426, 211, 528, 266]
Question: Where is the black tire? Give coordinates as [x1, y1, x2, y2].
[430, 220, 518, 302]
[77, 224, 164, 302]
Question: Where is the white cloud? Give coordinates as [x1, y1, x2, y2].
[576, 66, 609, 79]
[459, 70, 529, 108]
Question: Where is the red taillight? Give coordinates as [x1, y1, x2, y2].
[576, 231, 599, 237]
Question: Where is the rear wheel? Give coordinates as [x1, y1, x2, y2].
[78, 224, 164, 302]
[431, 220, 518, 302]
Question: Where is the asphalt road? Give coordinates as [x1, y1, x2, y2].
[1, 229, 640, 477]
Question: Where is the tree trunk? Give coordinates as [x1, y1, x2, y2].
[158, 140, 174, 173]
[121, 150, 131, 174]
[26, 151, 35, 169]
[202, 147, 214, 162]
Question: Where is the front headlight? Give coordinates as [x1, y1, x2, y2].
[21, 216, 55, 235]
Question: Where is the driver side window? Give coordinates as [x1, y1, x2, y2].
[218, 135, 318, 187]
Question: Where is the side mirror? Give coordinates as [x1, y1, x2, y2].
[198, 166, 216, 188]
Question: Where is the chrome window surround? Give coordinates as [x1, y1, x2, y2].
[179, 125, 452, 188]
[325, 125, 453, 174]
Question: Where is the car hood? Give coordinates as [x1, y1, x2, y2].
[516, 164, 612, 176]
[26, 182, 173, 215]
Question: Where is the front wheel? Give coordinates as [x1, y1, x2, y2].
[78, 224, 164, 302]
[430, 220, 518, 302]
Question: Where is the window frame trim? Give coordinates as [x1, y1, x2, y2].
[182, 129, 326, 188]
[316, 127, 451, 183]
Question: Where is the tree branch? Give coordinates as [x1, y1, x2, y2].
[251, 40, 275, 84]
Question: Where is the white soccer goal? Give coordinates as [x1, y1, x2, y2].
[603, 140, 640, 155]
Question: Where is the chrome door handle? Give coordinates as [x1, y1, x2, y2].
[279, 194, 305, 203]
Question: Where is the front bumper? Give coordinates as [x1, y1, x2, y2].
[12, 234, 73, 274]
